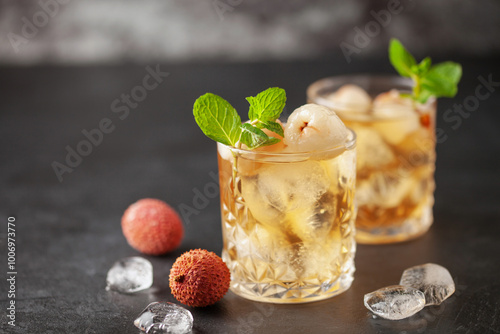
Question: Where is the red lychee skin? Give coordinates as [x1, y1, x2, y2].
[169, 249, 231, 307]
[121, 198, 184, 255]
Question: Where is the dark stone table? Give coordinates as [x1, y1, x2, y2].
[1, 57, 499, 333]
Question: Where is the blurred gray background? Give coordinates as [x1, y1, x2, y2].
[0, 0, 499, 64]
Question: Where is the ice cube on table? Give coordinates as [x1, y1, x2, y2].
[400, 263, 455, 306]
[134, 302, 193, 334]
[364, 285, 426, 320]
[106, 257, 153, 293]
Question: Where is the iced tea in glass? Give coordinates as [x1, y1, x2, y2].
[217, 130, 356, 303]
[308, 75, 436, 244]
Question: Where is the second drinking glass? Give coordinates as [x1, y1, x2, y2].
[308, 75, 436, 244]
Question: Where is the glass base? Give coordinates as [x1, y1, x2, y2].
[228, 263, 355, 304]
[355, 206, 433, 244]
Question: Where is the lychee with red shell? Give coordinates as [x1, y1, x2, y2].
[169, 249, 231, 307]
[121, 198, 184, 255]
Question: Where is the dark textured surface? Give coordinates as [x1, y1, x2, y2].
[0, 58, 499, 333]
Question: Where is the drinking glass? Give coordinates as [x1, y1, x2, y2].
[308, 75, 436, 244]
[217, 130, 357, 303]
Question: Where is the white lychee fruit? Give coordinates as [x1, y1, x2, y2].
[328, 84, 372, 113]
[372, 89, 419, 145]
[373, 89, 413, 109]
[284, 104, 348, 152]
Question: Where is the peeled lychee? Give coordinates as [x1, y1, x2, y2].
[372, 89, 419, 144]
[328, 84, 372, 113]
[169, 249, 231, 307]
[284, 103, 348, 152]
[373, 89, 413, 109]
[121, 198, 184, 255]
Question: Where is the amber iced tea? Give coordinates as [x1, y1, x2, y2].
[344, 106, 435, 244]
[217, 132, 356, 303]
[308, 76, 437, 244]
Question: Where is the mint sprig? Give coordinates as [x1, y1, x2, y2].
[389, 38, 462, 103]
[193, 87, 286, 149]
[240, 123, 280, 148]
[247, 87, 286, 122]
[255, 120, 284, 138]
[247, 87, 286, 138]
[193, 93, 242, 147]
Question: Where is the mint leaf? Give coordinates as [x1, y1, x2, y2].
[246, 96, 260, 121]
[414, 89, 434, 104]
[240, 123, 279, 149]
[426, 62, 462, 86]
[389, 38, 417, 78]
[255, 120, 284, 138]
[389, 38, 462, 103]
[421, 62, 462, 98]
[417, 57, 432, 75]
[261, 137, 280, 147]
[194, 88, 287, 150]
[247, 87, 286, 122]
[193, 93, 242, 147]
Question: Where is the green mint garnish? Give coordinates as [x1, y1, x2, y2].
[247, 87, 286, 122]
[193, 87, 286, 149]
[389, 38, 462, 103]
[240, 123, 280, 149]
[255, 120, 284, 138]
[193, 93, 242, 147]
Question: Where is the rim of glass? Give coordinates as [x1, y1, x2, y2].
[307, 74, 414, 98]
[306, 74, 436, 121]
[217, 128, 356, 159]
